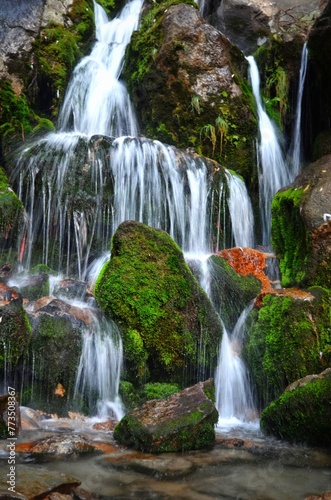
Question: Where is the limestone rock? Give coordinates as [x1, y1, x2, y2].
[113, 379, 218, 453]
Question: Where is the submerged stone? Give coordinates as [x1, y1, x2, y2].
[0, 464, 81, 499]
[113, 379, 218, 453]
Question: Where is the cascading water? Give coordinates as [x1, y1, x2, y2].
[11, 0, 257, 420]
[58, 0, 141, 137]
[246, 55, 292, 246]
[74, 311, 124, 420]
[225, 170, 254, 249]
[289, 42, 308, 178]
[214, 304, 256, 426]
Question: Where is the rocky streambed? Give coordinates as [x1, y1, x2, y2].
[0, 410, 330, 500]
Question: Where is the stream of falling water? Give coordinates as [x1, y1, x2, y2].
[246, 55, 292, 246]
[289, 41, 308, 177]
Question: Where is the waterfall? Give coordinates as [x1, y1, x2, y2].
[226, 170, 254, 249]
[246, 55, 291, 246]
[10, 0, 257, 420]
[74, 311, 124, 420]
[289, 42, 308, 178]
[215, 304, 256, 425]
[58, 0, 142, 137]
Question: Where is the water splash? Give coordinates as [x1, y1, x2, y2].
[246, 55, 291, 245]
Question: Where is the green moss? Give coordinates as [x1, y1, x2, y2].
[0, 167, 24, 243]
[0, 299, 32, 368]
[271, 187, 309, 287]
[245, 291, 331, 407]
[260, 378, 331, 447]
[0, 80, 33, 139]
[95, 221, 222, 386]
[142, 382, 179, 401]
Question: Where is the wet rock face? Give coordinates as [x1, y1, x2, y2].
[158, 4, 242, 102]
[113, 379, 218, 453]
[207, 0, 322, 54]
[0, 0, 73, 79]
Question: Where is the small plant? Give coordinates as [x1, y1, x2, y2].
[190, 95, 202, 115]
[215, 115, 228, 155]
[200, 123, 217, 154]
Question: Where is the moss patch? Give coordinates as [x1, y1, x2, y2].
[271, 187, 309, 287]
[245, 290, 331, 407]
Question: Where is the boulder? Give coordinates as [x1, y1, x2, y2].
[125, 1, 256, 178]
[260, 374, 331, 447]
[206, 0, 322, 54]
[113, 379, 218, 452]
[95, 221, 223, 386]
[271, 154, 331, 288]
[245, 288, 331, 407]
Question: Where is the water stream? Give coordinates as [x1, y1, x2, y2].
[246, 55, 292, 246]
[289, 41, 308, 177]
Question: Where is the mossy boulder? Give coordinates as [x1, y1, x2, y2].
[271, 154, 331, 288]
[124, 1, 256, 183]
[113, 379, 218, 452]
[260, 369, 331, 447]
[95, 221, 223, 386]
[245, 288, 331, 407]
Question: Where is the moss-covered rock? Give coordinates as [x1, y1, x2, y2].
[260, 371, 331, 447]
[245, 288, 331, 407]
[124, 0, 257, 184]
[113, 379, 218, 452]
[271, 154, 331, 288]
[95, 221, 223, 386]
[271, 187, 308, 287]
